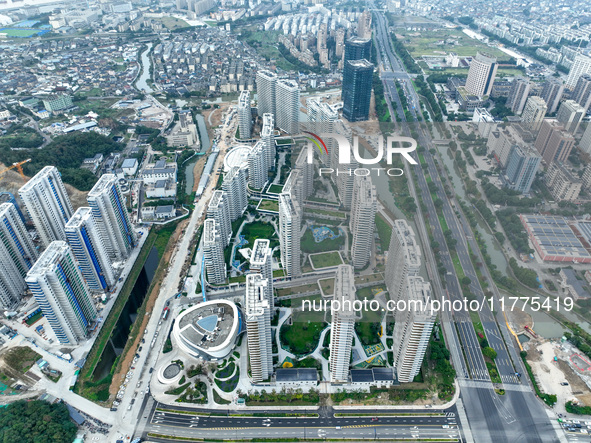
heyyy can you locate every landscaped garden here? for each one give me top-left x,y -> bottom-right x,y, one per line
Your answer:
309,251 -> 343,269
301,226 -> 345,254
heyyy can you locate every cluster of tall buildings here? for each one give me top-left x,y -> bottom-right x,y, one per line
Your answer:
256,70 -> 300,134
0,167 -> 137,344
384,220 -> 434,383
341,37 -> 374,122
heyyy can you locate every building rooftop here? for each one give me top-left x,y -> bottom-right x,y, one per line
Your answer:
224,145 -> 252,172
155,205 -> 174,214
276,368 -> 318,382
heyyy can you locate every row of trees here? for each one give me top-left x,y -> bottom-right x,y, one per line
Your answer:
414,75 -> 443,121
496,209 -> 533,254
509,257 -> 540,289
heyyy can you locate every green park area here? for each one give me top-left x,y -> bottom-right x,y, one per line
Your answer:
280,314 -> 327,357
375,214 -> 393,252
268,184 -> 284,194
241,221 -> 278,248
309,251 -> 343,269
159,16 -> 191,30
301,226 -> 345,254
257,199 -> 279,212
355,286 -> 387,346
0,28 -> 43,37
397,28 -> 509,61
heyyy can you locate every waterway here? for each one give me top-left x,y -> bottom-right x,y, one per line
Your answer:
136,43 -> 154,93
92,247 -> 159,381
183,113 -> 211,194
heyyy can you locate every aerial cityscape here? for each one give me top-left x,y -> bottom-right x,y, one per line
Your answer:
1,0 -> 591,442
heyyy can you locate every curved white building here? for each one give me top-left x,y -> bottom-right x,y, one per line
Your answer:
172,300 -> 243,359
223,145 -> 252,172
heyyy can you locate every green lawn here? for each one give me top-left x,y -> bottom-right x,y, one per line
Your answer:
159,16 -> 190,30
215,367 -> 240,392
268,184 -> 284,194
0,28 -> 42,37
257,199 -> 279,212
300,227 -> 345,254
356,285 -> 387,324
318,278 -> 335,296
241,221 -> 277,248
309,251 -> 343,269
280,320 -> 327,356
305,209 -> 346,219
276,284 -> 319,298
375,214 -> 393,252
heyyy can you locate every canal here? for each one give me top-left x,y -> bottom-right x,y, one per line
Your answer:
92,247 -> 160,380
182,113 -> 211,194
136,43 -> 154,93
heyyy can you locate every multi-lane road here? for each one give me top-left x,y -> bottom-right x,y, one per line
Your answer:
371,7 -> 562,442
139,400 -> 463,442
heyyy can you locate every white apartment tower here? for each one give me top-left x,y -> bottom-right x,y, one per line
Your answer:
87,174 -> 136,261
566,53 -> 591,90
580,123 -> 591,155
329,265 -> 357,383
250,239 -> 273,311
465,52 -> 498,97
571,74 -> 591,112
0,203 -> 38,308
557,100 -> 585,134
384,220 -> 421,304
237,90 -> 252,140
256,70 -> 277,117
203,219 -> 227,285
541,79 -> 565,114
245,273 -> 273,382
261,113 -> 276,170
247,141 -> 268,191
307,98 -> 338,167
278,193 -> 301,278
392,276 -> 436,383
350,175 -> 377,269
65,207 -> 116,293
276,79 -> 300,135
207,190 -> 232,247
18,166 -> 74,248
506,77 -> 531,115
521,96 -> 547,133
222,166 -> 248,221
26,241 -> 97,345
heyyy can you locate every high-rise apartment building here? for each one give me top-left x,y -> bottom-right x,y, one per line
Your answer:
357,10 -> 372,39
465,52 -> 498,97
256,70 -> 277,117
384,220 -> 421,304
87,174 -> 136,261
222,166 -> 248,221
545,162 -> 582,202
276,79 -> 300,134
540,78 -> 565,114
507,77 -> 531,114
502,145 -> 541,194
342,59 -> 373,122
392,276 -> 435,383
307,98 -> 338,166
65,207 -> 115,293
247,141 -> 268,191
580,123 -> 591,155
207,190 -> 232,247
344,37 -> 371,63
250,239 -> 273,311
350,175 -> 377,269
329,265 -> 357,383
571,73 -> 591,111
261,113 -> 276,170
556,100 -> 585,134
245,273 -> 273,383
203,219 -> 227,285
18,166 -> 74,248
237,90 -> 252,140
566,53 -> 591,90
521,96 -> 547,133
26,241 -> 97,344
534,119 -> 576,165
278,193 -> 301,278
0,203 -> 38,308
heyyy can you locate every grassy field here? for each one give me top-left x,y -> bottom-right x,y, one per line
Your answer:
276,283 -> 319,298
268,184 -> 284,194
0,28 -> 44,37
309,251 -> 343,269
238,28 -> 298,72
375,214 -> 393,252
257,199 -> 279,212
318,277 -> 335,296
241,221 -> 277,248
356,285 -> 387,324
3,347 -> 41,373
280,320 -> 327,356
159,17 -> 191,30
300,227 -> 345,254
304,208 -> 346,219
398,28 -> 509,61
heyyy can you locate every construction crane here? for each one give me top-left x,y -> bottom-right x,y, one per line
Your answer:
0,159 -> 31,180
